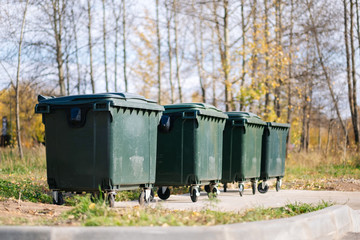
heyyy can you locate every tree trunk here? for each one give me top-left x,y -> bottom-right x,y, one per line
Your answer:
356,0 -> 360,58
166,1 -> 174,103
111,0 -> 120,92
263,0 -> 270,118
52,0 -> 65,96
213,0 -> 231,110
122,0 -> 128,92
318,108 -> 321,151
102,0 -> 109,92
344,0 -> 355,144
65,46 -> 70,96
15,0 -> 29,159
286,0 -> 294,156
156,0 -> 162,103
274,0 -> 282,118
305,82 -> 313,152
211,27 -> 217,107
350,0 -> 359,146
300,85 -> 308,151
71,9 -> 81,94
306,0 -> 348,138
239,0 -> 246,111
325,119 -> 334,157
194,3 -> 206,103
174,0 -> 182,102
87,0 -> 95,93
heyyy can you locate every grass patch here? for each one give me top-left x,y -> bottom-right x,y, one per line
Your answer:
284,151 -> 360,179
0,179 -> 51,203
281,151 -> 360,191
115,190 -> 140,202
0,147 -> 50,203
61,196 -> 333,226
0,147 -> 46,176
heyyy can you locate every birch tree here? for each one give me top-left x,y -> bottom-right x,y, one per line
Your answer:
15,0 -> 29,159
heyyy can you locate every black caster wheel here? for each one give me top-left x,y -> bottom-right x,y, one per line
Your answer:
190,187 -> 199,202
204,185 -> 210,193
258,182 -> 269,194
53,191 -> 64,205
212,186 -> 219,198
157,187 -> 170,200
251,181 -> 257,195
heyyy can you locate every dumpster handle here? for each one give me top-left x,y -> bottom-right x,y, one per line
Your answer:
35,104 -> 50,114
182,111 -> 198,119
93,102 -> 111,112
231,120 -> 245,127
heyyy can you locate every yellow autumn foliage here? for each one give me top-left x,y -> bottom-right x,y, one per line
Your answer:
0,83 -> 44,147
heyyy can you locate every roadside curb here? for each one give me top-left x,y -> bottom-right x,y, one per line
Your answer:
0,205 -> 358,240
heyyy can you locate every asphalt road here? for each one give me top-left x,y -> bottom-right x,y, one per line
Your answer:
115,189 -> 360,212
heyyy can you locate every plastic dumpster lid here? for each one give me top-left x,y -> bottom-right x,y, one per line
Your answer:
267,122 -> 291,128
38,92 -> 155,104
225,111 -> 266,125
164,103 -> 227,119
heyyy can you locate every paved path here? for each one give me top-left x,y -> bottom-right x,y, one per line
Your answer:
115,189 -> 360,212
1,190 -> 359,240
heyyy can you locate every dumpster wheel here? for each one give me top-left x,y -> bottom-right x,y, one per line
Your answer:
207,185 -> 220,199
107,193 -> 115,207
157,187 -> 170,200
251,181 -> 257,195
150,189 -> 155,201
257,182 -> 269,194
204,185 -> 210,193
52,191 -> 64,205
223,183 -> 227,192
239,183 -> 244,197
276,179 -> 282,192
138,189 -> 151,206
190,186 -> 200,202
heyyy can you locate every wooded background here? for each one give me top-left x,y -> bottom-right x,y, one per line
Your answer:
0,0 -> 359,158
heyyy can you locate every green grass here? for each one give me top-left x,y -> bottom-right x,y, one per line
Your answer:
61,196 -> 333,226
0,147 -> 51,203
285,164 -> 360,181
0,179 -> 51,203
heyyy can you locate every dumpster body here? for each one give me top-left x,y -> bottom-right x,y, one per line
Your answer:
155,103 -> 227,202
258,122 -> 290,193
35,93 -> 164,205
221,112 -> 266,196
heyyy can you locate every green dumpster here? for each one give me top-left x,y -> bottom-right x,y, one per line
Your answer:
155,103 -> 227,202
35,93 -> 164,206
222,112 -> 266,196
258,122 -> 290,194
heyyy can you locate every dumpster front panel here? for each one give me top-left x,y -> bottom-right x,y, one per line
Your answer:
261,124 -> 290,179
110,108 -> 160,187
45,107 -> 110,191
240,123 -> 263,180
156,104 -> 227,186
156,113 -> 196,186
221,120 -> 233,182
195,116 -> 223,183
222,112 -> 265,183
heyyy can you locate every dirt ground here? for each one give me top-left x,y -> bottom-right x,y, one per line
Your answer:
282,178 -> 360,191
0,199 -> 71,225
